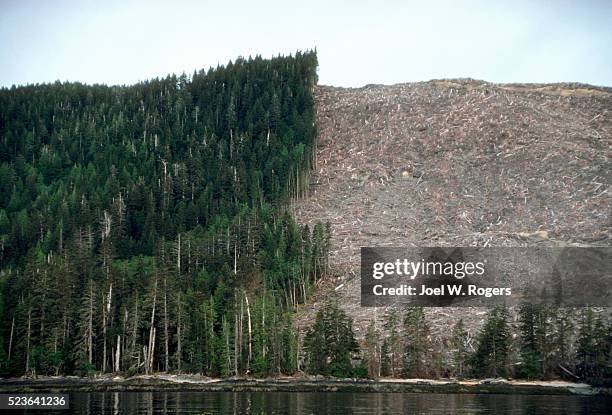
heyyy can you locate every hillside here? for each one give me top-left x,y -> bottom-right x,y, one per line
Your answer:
0,52 -> 324,378
1,57 -> 610,381
294,80 -> 611,338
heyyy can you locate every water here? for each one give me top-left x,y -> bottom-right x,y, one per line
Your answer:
32,391 -> 612,414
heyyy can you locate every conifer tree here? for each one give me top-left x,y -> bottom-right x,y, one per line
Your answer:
402,307 -> 430,378
471,305 -> 511,378
451,319 -> 469,379
364,319 -> 381,378
380,339 -> 391,377
575,308 -> 610,381
383,309 -> 402,377
304,298 -> 358,377
518,302 -> 541,379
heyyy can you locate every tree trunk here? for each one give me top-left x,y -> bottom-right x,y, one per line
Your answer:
102,283 -> 112,373
176,292 -> 182,372
224,316 -> 231,375
262,296 -> 266,358
296,332 -> 301,373
8,315 -> 14,360
176,233 -> 181,272
239,298 -> 243,371
147,277 -> 157,374
150,328 -> 156,373
234,242 -> 237,275
244,292 -> 252,369
131,300 -> 139,370
88,284 -> 93,365
25,308 -> 32,373
164,276 -> 169,372
115,335 -> 121,372
233,307 -> 238,376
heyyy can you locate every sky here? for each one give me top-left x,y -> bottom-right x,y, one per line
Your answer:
0,0 -> 610,88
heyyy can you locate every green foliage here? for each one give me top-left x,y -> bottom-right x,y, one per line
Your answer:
575,308 -> 611,383
304,298 -> 359,377
519,349 -> 541,379
0,51 -> 322,378
517,302 -> 553,379
78,360 -> 96,377
383,309 -> 402,377
0,276 -> 8,375
380,339 -> 391,377
0,51 -> 318,265
451,319 -> 469,379
402,307 -> 430,378
251,355 -> 268,378
352,363 -> 368,379
363,320 -> 381,378
31,345 -> 64,376
471,305 -> 511,378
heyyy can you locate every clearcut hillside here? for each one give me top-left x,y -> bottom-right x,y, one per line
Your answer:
294,80 -> 611,338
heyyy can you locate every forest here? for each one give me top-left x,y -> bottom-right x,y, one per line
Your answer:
0,51 -> 609,385
306,300 -> 611,385
0,51 -> 329,377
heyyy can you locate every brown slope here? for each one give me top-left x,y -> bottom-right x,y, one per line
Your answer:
293,80 -> 611,339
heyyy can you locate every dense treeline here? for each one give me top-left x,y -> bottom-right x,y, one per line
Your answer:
0,52 -> 328,377
305,301 -> 611,384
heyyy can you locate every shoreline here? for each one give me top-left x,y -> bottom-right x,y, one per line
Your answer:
0,375 -> 608,396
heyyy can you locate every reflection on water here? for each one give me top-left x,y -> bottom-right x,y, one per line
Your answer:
48,391 -> 611,414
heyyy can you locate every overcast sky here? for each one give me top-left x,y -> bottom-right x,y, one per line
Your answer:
1,0 -> 610,88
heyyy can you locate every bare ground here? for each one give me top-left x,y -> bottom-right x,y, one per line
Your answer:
293,80 -> 611,340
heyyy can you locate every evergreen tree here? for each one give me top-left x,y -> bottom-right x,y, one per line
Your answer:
364,319 -> 381,378
304,298 -> 358,377
518,302 -> 541,379
451,319 -> 469,379
575,308 -> 610,381
380,338 -> 391,377
383,309 -> 402,377
402,307 -> 430,378
471,305 -> 511,378
552,307 -> 574,373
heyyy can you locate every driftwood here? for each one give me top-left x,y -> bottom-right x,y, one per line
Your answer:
558,364 -> 580,380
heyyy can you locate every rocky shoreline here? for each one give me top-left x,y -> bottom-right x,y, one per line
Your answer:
0,375 -> 608,396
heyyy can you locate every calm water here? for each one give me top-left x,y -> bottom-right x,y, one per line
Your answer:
25,391 -> 612,414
